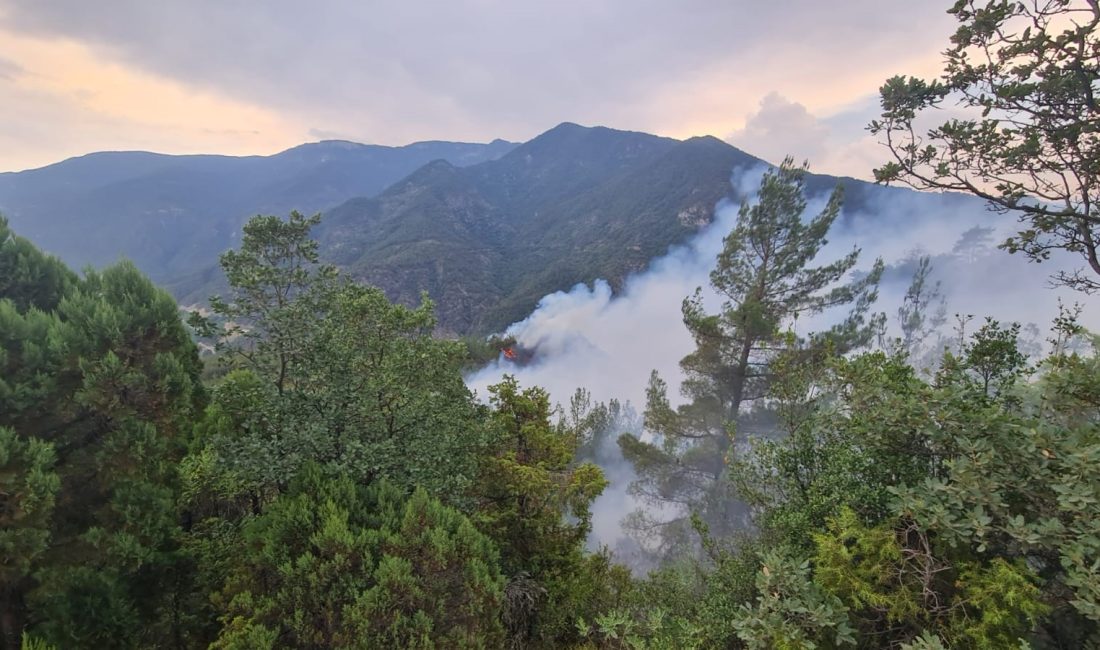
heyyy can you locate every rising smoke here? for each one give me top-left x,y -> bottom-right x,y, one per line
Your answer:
466,164 -> 1100,552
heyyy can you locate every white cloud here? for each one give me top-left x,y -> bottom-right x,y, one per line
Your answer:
0,1 -> 960,170
727,92 -> 830,166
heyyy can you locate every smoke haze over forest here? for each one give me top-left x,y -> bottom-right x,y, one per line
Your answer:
468,165 -> 1100,551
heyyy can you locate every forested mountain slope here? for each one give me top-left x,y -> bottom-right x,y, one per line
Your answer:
314,123 -> 763,333
1,122 -> 975,336
0,138 -> 517,281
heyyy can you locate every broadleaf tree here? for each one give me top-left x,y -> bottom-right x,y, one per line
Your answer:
189,212 -> 489,505
871,0 -> 1100,291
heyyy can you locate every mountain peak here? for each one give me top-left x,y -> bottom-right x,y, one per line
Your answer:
308,139 -> 369,149
509,123 -> 677,160
274,140 -> 374,158
546,121 -> 586,133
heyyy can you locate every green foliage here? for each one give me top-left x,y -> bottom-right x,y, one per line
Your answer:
732,550 -> 857,649
0,220 -> 204,647
6,123 -> 1100,649
813,510 -> 1046,648
474,376 -> 610,647
952,559 -> 1049,649
622,158 -> 883,551
212,464 -> 505,649
813,511 -> 921,628
871,0 -> 1100,291
185,214 -> 631,649
884,255 -> 947,365
0,215 -> 75,314
733,351 -> 935,550
192,213 -> 489,506
899,631 -> 949,650
18,634 -> 55,650
586,606 -> 704,650
726,316 -> 1097,646
0,428 -> 59,650
938,317 -> 1030,400
560,387 -> 639,466
895,337 -> 1100,627
196,211 -> 334,392
575,544 -> 760,650
0,428 -> 59,588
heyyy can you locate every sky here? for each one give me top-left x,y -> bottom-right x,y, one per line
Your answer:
0,1 -> 957,174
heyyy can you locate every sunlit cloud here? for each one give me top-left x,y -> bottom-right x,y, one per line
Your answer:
0,1 -> 958,174
0,27 -> 302,171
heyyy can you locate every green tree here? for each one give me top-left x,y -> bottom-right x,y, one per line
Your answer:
871,0 -> 1100,291
813,509 -> 1046,648
560,387 -> 640,468
0,215 -> 75,314
0,429 -> 59,650
199,210 -> 334,395
473,377 -> 609,647
731,550 -> 857,650
952,226 -> 995,265
731,320 -> 1098,646
733,351 -> 939,551
184,212 -> 499,646
26,265 -> 203,649
895,335 -> 1100,641
620,158 -> 883,547
191,213 -> 489,504
938,317 -> 1029,400
888,255 -> 947,364
0,225 -> 204,649
211,464 -> 505,649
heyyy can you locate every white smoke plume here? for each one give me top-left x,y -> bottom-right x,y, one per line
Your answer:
466,165 -> 1100,551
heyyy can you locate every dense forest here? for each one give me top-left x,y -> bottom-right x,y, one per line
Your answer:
2,1 -> 1098,648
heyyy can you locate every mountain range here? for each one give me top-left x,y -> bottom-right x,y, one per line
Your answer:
0,138 -> 517,283
0,123 -> 964,335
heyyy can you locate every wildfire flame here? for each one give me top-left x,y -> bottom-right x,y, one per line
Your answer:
502,347 -> 517,360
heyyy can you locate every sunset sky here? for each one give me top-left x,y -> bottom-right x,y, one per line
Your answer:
0,1 -> 956,176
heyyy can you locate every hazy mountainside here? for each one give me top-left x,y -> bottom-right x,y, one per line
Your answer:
0,138 -> 517,281
1,121 -> 979,337
308,123 -> 952,335
313,123 -> 764,333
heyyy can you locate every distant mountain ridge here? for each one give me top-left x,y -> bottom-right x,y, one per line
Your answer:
0,123 -> 976,336
0,138 -> 518,281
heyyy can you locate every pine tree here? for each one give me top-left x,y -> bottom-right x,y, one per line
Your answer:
0,223 -> 204,648
472,377 -> 609,646
888,255 -> 947,366
621,158 -> 883,547
0,216 -> 75,314
210,464 -> 506,649
951,226 -> 994,265
0,429 -> 59,650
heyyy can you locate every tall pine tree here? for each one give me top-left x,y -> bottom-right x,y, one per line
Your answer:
621,159 -> 883,548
